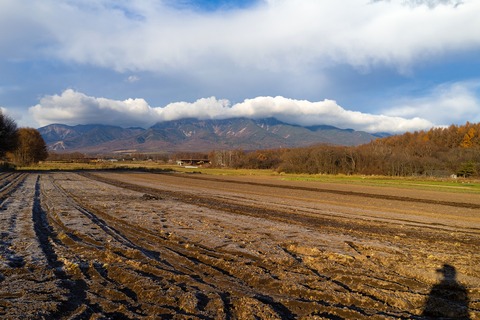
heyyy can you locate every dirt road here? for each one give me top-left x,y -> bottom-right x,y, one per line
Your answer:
1,171 -> 479,319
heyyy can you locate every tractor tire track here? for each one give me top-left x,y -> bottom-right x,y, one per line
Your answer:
0,173 -> 27,204
167,173 -> 480,209
47,173 -> 298,319
83,172 -> 480,244
1,174 -> 66,319
2,172 -> 479,319
81,171 -> 480,318
74,173 -> 427,318
31,175 -> 93,319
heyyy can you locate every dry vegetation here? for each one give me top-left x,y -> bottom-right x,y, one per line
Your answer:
208,122 -> 480,178
1,170 -> 479,319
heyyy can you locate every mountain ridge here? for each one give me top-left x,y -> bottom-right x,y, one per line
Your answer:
38,118 -> 386,154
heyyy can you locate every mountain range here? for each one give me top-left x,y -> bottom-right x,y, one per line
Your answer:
38,118 -> 388,154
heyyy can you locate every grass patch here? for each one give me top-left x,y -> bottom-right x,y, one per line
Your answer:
281,174 -> 480,194
169,166 -> 480,194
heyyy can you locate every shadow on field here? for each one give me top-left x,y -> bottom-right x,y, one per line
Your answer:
423,264 -> 470,319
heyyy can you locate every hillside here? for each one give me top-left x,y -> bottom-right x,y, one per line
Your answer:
40,124 -> 145,152
38,118 -> 383,154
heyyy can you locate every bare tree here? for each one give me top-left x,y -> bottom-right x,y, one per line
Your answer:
0,111 -> 18,159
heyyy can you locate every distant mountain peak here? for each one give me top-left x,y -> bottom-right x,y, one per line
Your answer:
39,118 -> 384,154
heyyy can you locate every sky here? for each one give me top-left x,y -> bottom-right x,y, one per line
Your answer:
1,0 -> 480,133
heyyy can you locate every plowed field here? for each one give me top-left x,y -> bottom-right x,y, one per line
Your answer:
1,171 -> 479,319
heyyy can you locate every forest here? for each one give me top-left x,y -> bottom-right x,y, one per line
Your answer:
207,122 -> 480,177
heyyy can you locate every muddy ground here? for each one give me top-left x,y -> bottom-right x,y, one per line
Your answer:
0,171 -> 479,319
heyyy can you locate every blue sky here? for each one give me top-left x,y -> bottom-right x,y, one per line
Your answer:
1,0 -> 480,133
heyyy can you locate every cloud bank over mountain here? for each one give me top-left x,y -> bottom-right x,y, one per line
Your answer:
30,89 -> 435,133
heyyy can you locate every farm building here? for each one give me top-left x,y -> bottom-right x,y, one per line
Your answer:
176,159 -> 211,166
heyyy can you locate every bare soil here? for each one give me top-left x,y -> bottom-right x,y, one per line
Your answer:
1,171 -> 479,319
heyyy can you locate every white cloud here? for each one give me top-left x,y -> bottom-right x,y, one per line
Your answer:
30,89 -> 434,133
126,75 -> 140,83
398,0 -> 463,8
29,89 -> 157,128
383,81 -> 480,125
2,0 -> 479,73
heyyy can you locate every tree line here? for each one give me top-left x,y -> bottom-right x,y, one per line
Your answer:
0,111 -> 48,167
2,109 -> 478,177
207,122 -> 480,177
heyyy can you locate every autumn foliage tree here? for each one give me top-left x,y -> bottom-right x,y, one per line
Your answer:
212,122 -> 480,178
11,128 -> 48,166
